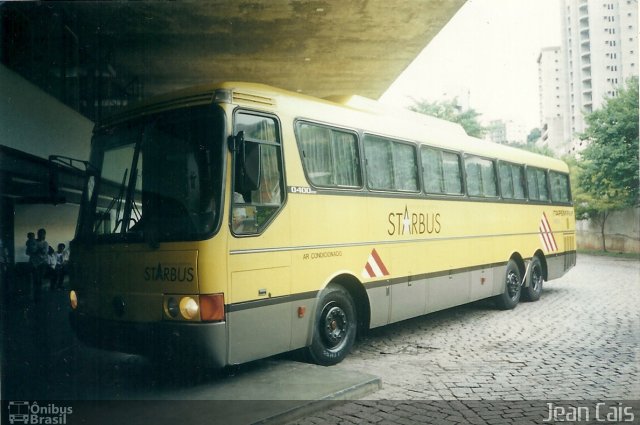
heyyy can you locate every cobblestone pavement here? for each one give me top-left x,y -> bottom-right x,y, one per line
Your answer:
288,254 -> 640,424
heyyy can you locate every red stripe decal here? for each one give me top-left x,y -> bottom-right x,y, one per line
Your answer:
364,263 -> 375,278
370,249 -> 389,276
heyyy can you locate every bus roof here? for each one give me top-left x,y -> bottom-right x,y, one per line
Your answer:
102,81 -> 569,173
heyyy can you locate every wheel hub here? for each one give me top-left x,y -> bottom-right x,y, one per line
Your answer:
323,305 -> 347,347
507,271 -> 520,298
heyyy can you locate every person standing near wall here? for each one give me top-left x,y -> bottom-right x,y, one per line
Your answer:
30,228 -> 48,302
25,232 -> 36,298
53,243 -> 69,290
0,237 -> 8,295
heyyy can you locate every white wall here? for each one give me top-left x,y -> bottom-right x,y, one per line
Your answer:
1,64 -> 94,261
0,64 -> 93,160
577,207 -> 640,253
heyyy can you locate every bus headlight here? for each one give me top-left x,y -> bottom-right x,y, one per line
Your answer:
179,297 -> 199,320
69,290 -> 78,310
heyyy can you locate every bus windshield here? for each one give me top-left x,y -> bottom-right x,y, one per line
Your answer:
78,104 -> 226,243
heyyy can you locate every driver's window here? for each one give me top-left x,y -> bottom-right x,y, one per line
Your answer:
232,112 -> 285,235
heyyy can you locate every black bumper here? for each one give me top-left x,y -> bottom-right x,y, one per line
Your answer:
69,311 -> 228,367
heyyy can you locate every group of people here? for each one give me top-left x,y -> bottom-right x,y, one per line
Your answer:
26,228 -> 69,301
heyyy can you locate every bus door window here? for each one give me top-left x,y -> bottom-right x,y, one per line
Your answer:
232,112 -> 285,235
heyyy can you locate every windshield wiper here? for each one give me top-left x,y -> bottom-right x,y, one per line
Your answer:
93,168 -> 128,234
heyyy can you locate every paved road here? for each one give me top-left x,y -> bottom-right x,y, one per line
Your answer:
288,254 -> 640,424
2,254 -> 638,424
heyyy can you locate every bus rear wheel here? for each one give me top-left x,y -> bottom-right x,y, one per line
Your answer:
494,259 -> 522,310
522,257 -> 543,302
306,284 -> 356,366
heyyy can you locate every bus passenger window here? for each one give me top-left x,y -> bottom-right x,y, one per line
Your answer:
499,163 -> 526,200
527,167 -> 549,202
442,151 -> 463,195
421,147 -> 463,195
297,123 -> 361,188
465,156 -> 498,197
421,147 -> 444,193
512,166 -> 526,199
550,171 -> 571,203
364,135 -> 418,192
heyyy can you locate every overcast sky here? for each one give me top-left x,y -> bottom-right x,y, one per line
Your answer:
380,0 -> 562,131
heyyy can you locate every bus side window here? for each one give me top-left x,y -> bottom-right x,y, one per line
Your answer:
550,171 -> 571,203
232,113 -> 285,235
421,146 -> 444,194
465,155 -> 498,197
442,151 -> 463,195
526,167 -> 549,202
499,162 -> 526,200
422,147 -> 464,196
297,122 -> 362,188
364,134 -> 418,192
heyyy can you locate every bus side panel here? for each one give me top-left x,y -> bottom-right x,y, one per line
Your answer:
426,272 -> 470,314
470,267 -> 497,301
368,285 -> 390,328
290,297 -> 316,349
546,251 -> 576,281
227,303 -> 291,365
390,277 -> 427,323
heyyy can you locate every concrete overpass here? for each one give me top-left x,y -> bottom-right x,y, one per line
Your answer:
0,1 -> 465,262
1,1 -> 464,118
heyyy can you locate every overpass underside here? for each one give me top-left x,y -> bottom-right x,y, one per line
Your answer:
0,1 -> 465,261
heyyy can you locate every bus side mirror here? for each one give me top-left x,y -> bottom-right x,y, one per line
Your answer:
232,131 -> 261,193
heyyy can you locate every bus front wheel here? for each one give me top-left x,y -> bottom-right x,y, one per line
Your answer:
306,284 -> 356,366
494,259 -> 522,310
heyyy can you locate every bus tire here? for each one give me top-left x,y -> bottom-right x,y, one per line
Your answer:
306,284 -> 357,366
494,259 -> 522,310
522,257 -> 543,302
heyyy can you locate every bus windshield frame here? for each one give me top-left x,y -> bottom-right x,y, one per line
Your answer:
77,103 -> 227,244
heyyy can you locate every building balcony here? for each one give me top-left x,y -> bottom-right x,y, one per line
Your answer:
579,16 -> 589,28
579,1 -> 588,13
580,30 -> 590,41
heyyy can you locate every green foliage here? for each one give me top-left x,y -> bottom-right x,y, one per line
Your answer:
579,76 -> 639,211
410,99 -> 487,138
527,128 -> 541,144
574,76 -> 639,251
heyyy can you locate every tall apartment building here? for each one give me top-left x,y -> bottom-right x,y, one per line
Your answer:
538,0 -> 639,154
560,0 -> 638,154
486,120 -> 527,145
537,47 -> 568,154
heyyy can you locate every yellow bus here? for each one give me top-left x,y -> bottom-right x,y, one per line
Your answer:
69,82 -> 576,367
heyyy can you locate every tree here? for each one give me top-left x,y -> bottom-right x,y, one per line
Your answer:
527,128 -> 541,144
410,99 -> 486,138
577,76 -> 639,251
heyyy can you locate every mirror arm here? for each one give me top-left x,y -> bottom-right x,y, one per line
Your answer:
228,131 -> 244,152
